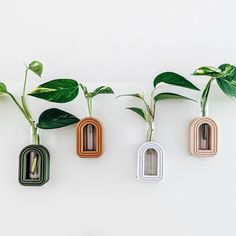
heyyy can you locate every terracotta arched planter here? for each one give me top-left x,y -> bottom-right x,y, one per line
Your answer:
19,145 -> 50,186
190,117 -> 218,157
76,117 -> 103,158
137,142 -> 164,182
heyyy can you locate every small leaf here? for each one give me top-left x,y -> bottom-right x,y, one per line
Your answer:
154,92 -> 196,103
29,79 -> 79,103
79,83 -> 88,95
0,82 -> 8,95
126,107 -> 146,121
192,66 -> 221,77
116,93 -> 144,100
37,108 -> 79,129
153,72 -> 199,90
92,86 -> 114,97
28,61 -> 43,77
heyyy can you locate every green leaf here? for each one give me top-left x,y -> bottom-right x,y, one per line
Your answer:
79,83 -> 88,95
126,107 -> 146,121
192,66 -> 221,77
154,92 -> 196,103
28,61 -> 43,77
216,64 -> 236,99
153,72 -> 199,90
0,82 -> 8,95
92,86 -> 114,97
28,79 -> 79,103
37,108 -> 79,129
116,93 -> 144,100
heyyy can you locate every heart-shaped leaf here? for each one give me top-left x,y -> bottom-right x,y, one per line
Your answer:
153,72 -> 200,91
116,93 -> 144,100
28,61 -> 43,77
192,66 -> 222,77
126,107 -> 146,121
0,82 -> 7,95
154,92 -> 196,103
37,108 -> 79,129
29,79 -> 79,103
92,86 -> 114,97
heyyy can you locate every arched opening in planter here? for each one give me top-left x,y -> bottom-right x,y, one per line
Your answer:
137,142 -> 164,182
19,145 -> 50,186
190,117 -> 217,157
76,118 -> 103,158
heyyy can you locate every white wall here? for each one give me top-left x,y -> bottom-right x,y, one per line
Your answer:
0,0 -> 236,235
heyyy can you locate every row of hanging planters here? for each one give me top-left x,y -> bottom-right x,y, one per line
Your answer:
0,61 -> 236,186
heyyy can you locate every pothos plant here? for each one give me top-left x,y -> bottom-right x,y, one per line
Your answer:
192,64 -> 236,117
28,81 -> 114,129
0,61 -> 80,142
117,72 -> 200,142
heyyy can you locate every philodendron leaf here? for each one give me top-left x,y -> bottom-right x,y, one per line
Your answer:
0,82 -> 7,95
154,92 -> 196,103
126,107 -> 146,121
92,86 -> 114,97
153,72 -> 200,91
116,93 -> 144,100
216,64 -> 236,99
29,79 -> 79,103
192,66 -> 221,77
37,108 -> 79,129
28,61 -> 43,77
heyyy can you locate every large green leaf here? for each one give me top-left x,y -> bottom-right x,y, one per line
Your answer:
192,66 -> 222,77
92,86 -> 114,97
153,72 -> 199,90
154,92 -> 196,103
37,108 -> 79,129
0,82 -> 7,95
116,93 -> 144,100
126,107 -> 146,121
28,79 -> 79,103
216,64 -> 236,99
28,61 -> 43,77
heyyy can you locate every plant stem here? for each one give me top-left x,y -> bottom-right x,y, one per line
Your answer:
201,78 -> 214,117
86,96 -> 93,117
146,121 -> 154,142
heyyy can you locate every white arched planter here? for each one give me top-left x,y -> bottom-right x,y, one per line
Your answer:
137,142 -> 164,182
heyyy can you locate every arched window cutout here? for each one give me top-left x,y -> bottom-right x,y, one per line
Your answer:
144,148 -> 158,176
198,123 -> 211,151
83,124 -> 97,151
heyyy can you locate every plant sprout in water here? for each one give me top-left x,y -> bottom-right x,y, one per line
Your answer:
79,84 -> 114,117
0,61 -> 43,145
192,64 -> 236,149
117,72 -> 200,142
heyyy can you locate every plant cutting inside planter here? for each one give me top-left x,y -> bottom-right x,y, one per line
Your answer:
117,72 -> 199,182
29,82 -> 114,158
0,61 -> 79,186
190,64 -> 236,157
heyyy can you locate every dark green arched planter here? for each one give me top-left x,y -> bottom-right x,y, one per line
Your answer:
19,145 -> 50,186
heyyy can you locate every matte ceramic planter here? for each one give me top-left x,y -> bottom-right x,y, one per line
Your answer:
76,117 -> 103,158
19,145 -> 50,186
137,142 -> 164,182
190,117 -> 218,157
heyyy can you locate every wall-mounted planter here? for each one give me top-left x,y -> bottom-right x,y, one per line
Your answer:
190,117 -> 218,157
137,142 -> 164,182
76,117 -> 103,158
19,145 -> 50,186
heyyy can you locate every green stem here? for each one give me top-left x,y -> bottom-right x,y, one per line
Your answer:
86,96 -> 93,117
146,121 -> 154,142
201,78 -> 214,117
